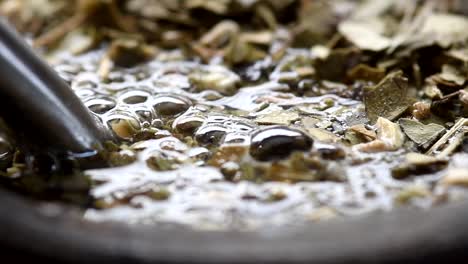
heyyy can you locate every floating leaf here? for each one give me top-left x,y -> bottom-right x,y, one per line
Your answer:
147,187 -> 171,200
306,128 -> 340,143
108,118 -> 141,140
189,67 -> 240,95
255,111 -> 300,125
146,154 -> 180,171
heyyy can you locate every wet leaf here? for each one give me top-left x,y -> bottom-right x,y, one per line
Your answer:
399,118 -> 445,147
420,14 -> 468,48
199,20 -> 239,48
446,47 -> 468,62
306,128 -> 340,143
395,185 -> 430,204
147,187 -> 171,200
108,118 -> 140,140
99,38 -> 157,78
224,35 -> 267,65
364,71 -> 412,123
189,67 -> 240,95
441,168 -> 468,187
293,0 -> 339,47
433,64 -> 466,86
392,153 -> 447,179
348,124 -> 376,141
53,27 -> 99,55
146,154 -> 180,171
315,48 -> 361,82
356,117 -> 404,152
411,101 -> 432,120
423,84 -> 443,100
338,20 -> 391,51
306,207 -> 336,222
346,64 -> 386,83
375,117 -> 405,149
255,110 -> 299,125
344,130 -> 367,145
106,39 -> 157,68
108,150 -> 136,166
186,0 -> 230,14
208,145 -> 248,168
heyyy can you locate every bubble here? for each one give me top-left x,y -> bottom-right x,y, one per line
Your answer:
200,90 -> 223,101
250,126 -> 313,161
153,73 -> 191,90
106,113 -> 141,140
105,72 -> 126,83
188,147 -> 211,161
75,88 -> 96,99
172,115 -> 205,135
55,63 -> 81,84
223,133 -> 251,145
152,94 -> 191,117
85,97 -> 116,114
151,119 -> 164,128
207,115 -> 229,123
194,125 -> 228,146
134,110 -> 154,123
232,122 -> 255,132
72,72 -> 99,90
119,90 -> 150,104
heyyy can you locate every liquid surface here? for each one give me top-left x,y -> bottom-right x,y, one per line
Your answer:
48,49 -> 468,230
4,0 -> 468,231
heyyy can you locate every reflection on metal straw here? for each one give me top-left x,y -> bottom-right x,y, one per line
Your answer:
0,19 -> 110,157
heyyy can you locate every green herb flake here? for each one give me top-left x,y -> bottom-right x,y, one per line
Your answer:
364,71 -> 412,123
